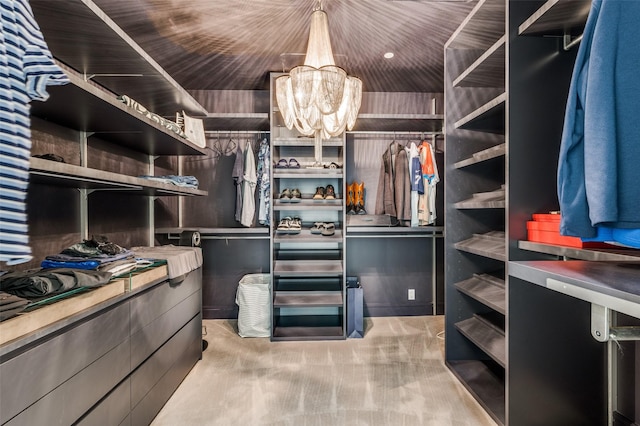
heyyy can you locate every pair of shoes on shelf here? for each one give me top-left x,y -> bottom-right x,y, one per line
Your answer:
276,216 -> 301,234
279,188 -> 301,203
347,182 -> 366,215
313,184 -> 336,200
310,222 -> 336,236
274,158 -> 301,169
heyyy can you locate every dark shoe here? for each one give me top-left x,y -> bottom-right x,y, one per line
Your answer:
325,184 -> 336,200
275,159 -> 289,169
288,158 -> 301,169
323,162 -> 342,169
313,186 -> 325,200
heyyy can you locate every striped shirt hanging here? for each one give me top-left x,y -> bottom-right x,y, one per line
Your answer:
0,0 -> 69,265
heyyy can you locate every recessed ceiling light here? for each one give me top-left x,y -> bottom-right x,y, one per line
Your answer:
384,52 -> 394,59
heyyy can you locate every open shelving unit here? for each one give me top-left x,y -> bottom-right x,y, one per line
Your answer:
269,73 -> 346,341
444,0 -> 507,423
26,0 -> 210,255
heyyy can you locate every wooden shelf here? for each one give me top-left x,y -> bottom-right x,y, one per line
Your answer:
155,227 -> 269,236
455,93 -> 506,133
273,260 -> 343,277
455,315 -> 506,367
273,291 -> 343,308
447,360 -> 505,425
30,0 -> 206,117
272,326 -> 345,341
273,138 -> 343,147
203,113 -> 269,131
273,230 -> 343,243
273,169 -> 343,179
446,0 -> 505,50
30,158 -> 207,196
518,0 -> 591,37
350,113 -> 443,132
273,199 -> 343,211
346,224 -> 443,236
455,231 -> 506,262
272,315 -> 345,341
455,274 -> 506,314
31,66 -> 207,156
518,240 -> 640,262
453,36 -> 506,88
454,143 -> 506,169
454,186 -> 505,209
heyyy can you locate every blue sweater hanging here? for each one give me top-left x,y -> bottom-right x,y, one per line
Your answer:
558,0 -> 640,247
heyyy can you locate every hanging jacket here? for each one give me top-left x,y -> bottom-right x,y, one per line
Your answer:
418,141 -> 440,226
375,142 -> 411,225
558,0 -> 640,243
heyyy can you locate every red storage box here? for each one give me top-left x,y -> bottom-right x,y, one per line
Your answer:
526,213 -> 610,248
531,213 -> 561,223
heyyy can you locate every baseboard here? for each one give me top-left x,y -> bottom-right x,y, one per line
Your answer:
203,306 -> 238,319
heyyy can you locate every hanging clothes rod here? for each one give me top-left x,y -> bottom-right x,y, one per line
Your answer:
563,33 -> 583,51
347,131 -> 444,139
204,130 -> 270,135
347,131 -> 441,135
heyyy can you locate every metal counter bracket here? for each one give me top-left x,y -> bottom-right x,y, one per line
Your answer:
591,304 -> 640,343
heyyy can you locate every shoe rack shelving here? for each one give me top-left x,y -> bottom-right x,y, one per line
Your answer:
445,1 -> 596,424
444,0 -> 507,423
269,73 -> 346,341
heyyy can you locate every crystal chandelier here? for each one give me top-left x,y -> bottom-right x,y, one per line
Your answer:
276,1 -> 362,150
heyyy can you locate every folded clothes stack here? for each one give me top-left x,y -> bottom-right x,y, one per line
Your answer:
41,235 -> 140,276
0,268 -> 113,298
118,94 -> 187,139
137,174 -> 199,189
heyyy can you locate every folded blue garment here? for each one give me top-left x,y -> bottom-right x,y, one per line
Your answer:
41,259 -> 101,270
582,226 -> 640,248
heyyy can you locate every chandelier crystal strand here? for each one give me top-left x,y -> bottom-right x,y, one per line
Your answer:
276,1 -> 362,158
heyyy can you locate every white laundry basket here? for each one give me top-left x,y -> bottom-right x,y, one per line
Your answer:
235,274 -> 271,337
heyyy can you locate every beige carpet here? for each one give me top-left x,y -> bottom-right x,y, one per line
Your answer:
151,316 -> 497,426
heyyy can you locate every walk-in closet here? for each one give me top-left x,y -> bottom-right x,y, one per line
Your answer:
1,0 -> 638,425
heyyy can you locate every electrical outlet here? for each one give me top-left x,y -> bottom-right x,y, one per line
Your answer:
408,289 -> 415,300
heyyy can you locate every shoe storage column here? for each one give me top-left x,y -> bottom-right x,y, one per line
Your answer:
269,73 -> 346,341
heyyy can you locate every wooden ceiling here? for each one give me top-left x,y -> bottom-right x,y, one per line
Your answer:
91,0 -> 478,93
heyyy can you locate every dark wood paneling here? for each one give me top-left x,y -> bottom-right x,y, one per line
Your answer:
200,238 -> 270,319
